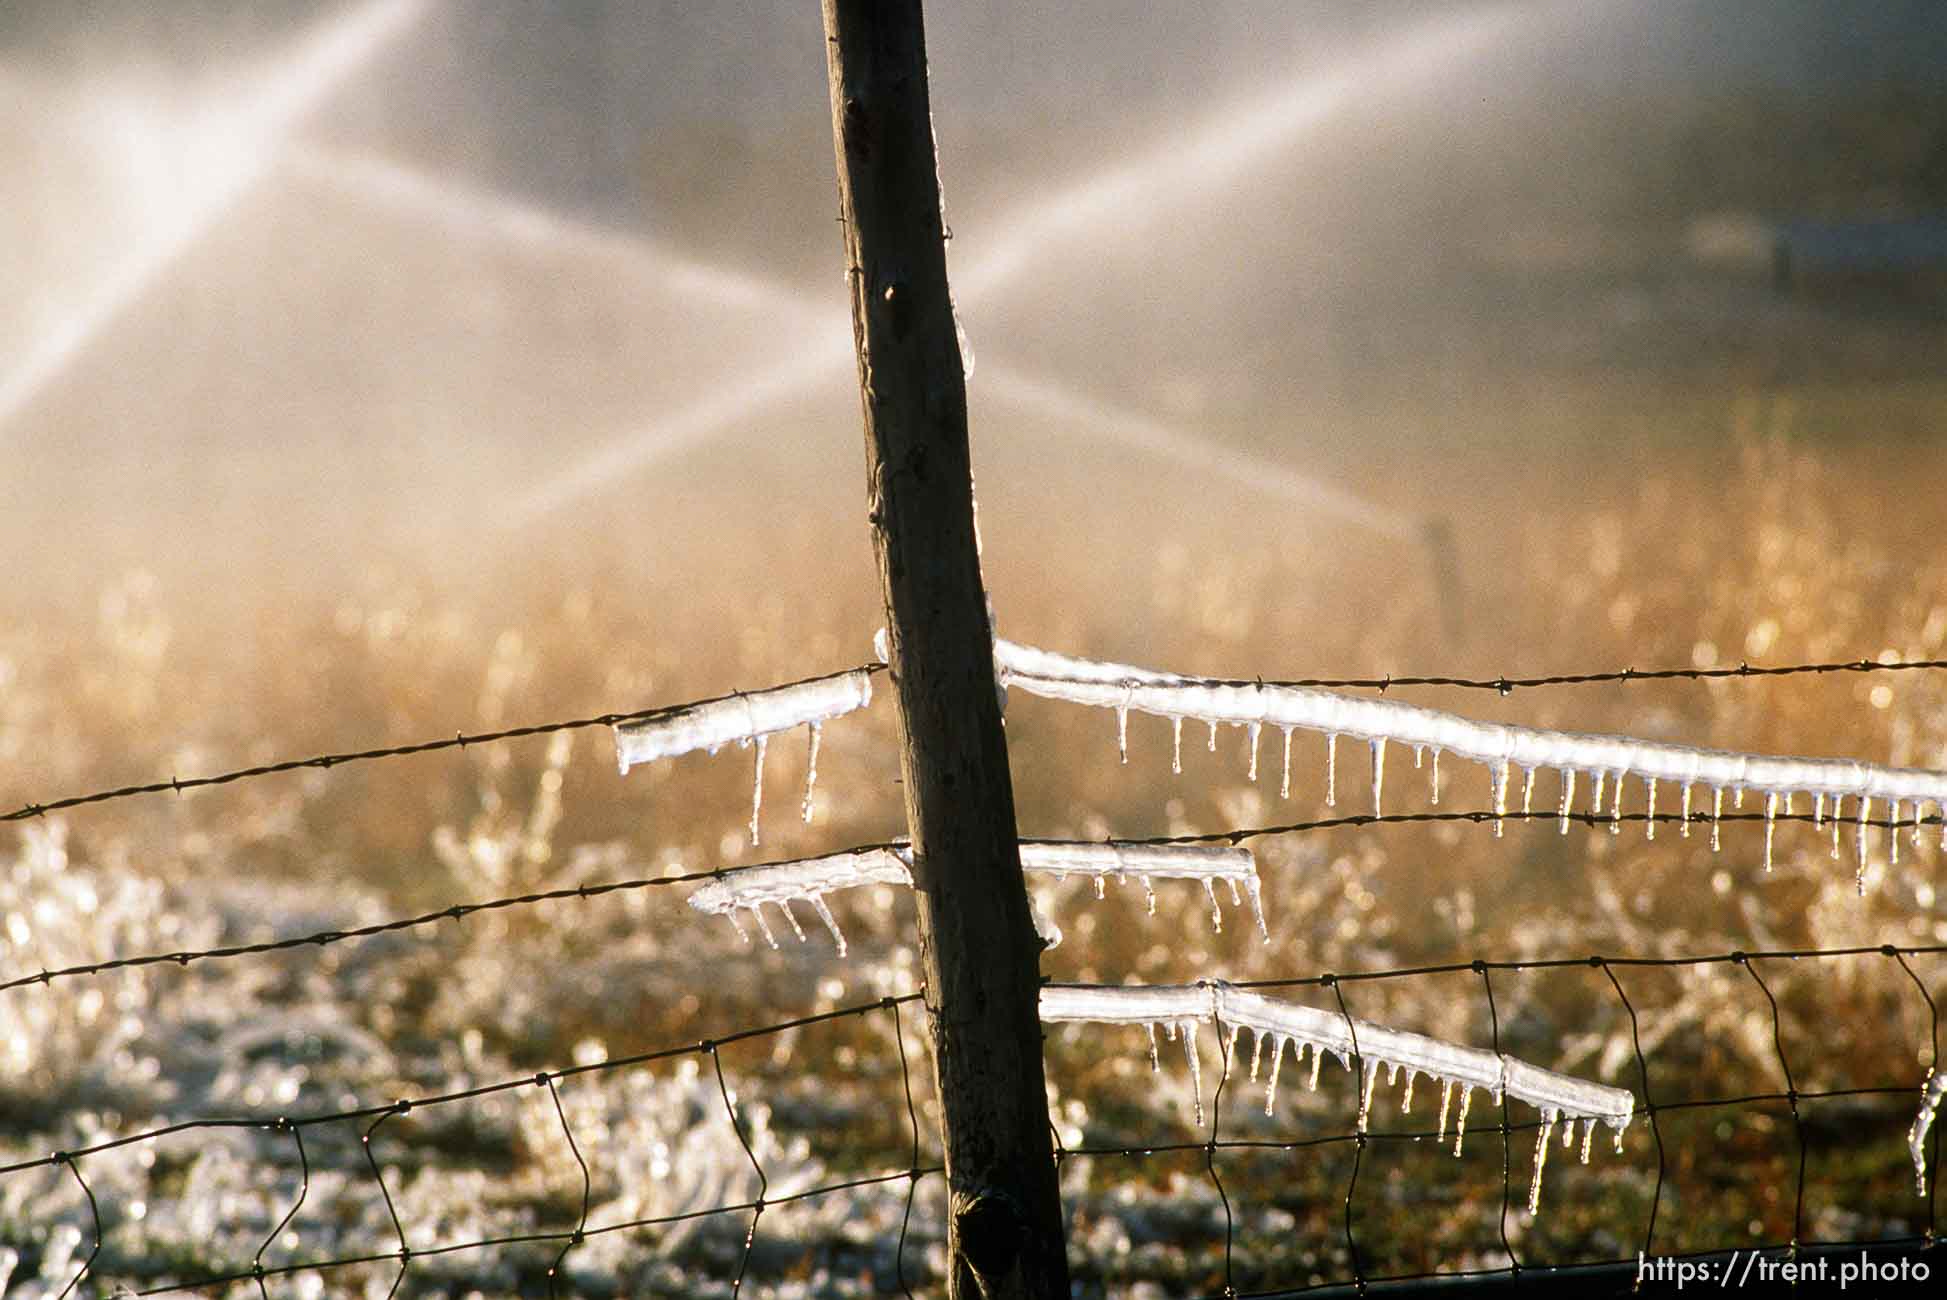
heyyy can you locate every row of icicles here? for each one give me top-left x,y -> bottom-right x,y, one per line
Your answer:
1145,717 -> 1938,888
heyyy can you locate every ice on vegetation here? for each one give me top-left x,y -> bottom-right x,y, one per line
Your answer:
996,640 -> 1947,879
686,840 -> 1267,956
1912,1070 -> 1947,1196
612,669 -> 872,843
1042,980 -> 1633,1213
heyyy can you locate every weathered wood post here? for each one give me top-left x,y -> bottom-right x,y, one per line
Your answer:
821,3 -> 1070,1296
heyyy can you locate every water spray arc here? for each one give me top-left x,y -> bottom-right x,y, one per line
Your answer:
496,0 -> 1549,528
0,0 -> 430,442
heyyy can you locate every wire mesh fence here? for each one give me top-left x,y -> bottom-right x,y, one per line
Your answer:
4,656 -> 1946,1295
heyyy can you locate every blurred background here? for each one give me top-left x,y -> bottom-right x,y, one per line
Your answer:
3,1 -> 1947,1293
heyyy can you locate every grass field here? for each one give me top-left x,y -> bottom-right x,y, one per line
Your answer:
5,371 -> 1947,1294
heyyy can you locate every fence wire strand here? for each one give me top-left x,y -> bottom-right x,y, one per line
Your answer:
0,662 -> 887,825
8,934 -> 1942,1294
7,994 -> 932,1297
6,643 -> 1947,1292
8,648 -> 1943,828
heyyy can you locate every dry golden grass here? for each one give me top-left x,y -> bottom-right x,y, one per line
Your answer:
5,406 -> 1945,1284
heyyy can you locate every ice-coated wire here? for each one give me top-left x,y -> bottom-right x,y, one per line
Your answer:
10,650 -> 1939,827
612,668 -> 872,772
3,663 -> 886,824
997,640 -> 1947,815
1892,949 -> 1942,1212
9,947 -> 1942,1295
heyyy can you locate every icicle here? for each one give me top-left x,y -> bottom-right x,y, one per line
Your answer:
1370,737 -> 1387,814
1911,1070 -> 1947,1196
994,641 -> 1947,829
1147,1023 -> 1161,1073
1734,787 -> 1746,810
1832,794 -> 1845,861
1912,799 -> 1927,849
1891,799 -> 1903,866
1144,879 -> 1158,915
1579,1117 -> 1595,1164
1280,726 -> 1294,799
1646,777 -> 1658,841
1453,1086 -> 1473,1155
801,722 -> 822,823
1814,792 -> 1826,826
1763,791 -> 1778,872
1207,719 -> 1218,753
1491,759 -> 1510,838
1521,766 -> 1536,815
1402,1069 -> 1418,1112
1094,875 -> 1106,900
1856,796 -> 1872,892
724,910 -> 751,945
778,897 -> 808,944
748,734 -> 768,845
1249,1029 -> 1266,1081
1710,787 -> 1723,852
1609,771 -> 1624,835
1590,770 -> 1607,816
807,894 -> 848,957
1202,879 -> 1224,933
1529,1113 -> 1555,1215
1183,1022 -> 1204,1125
1431,748 -> 1443,804
1681,782 -> 1694,838
1039,983 -> 1635,1160
1264,1037 -> 1285,1115
1415,744 -> 1425,769
1246,721 -> 1262,781
1558,769 -> 1577,834
1116,687 -> 1131,765
752,904 -> 780,950
1172,717 -> 1184,775
1326,734 -> 1339,806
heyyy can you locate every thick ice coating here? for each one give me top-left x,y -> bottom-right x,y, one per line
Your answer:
686,840 -> 1268,954
996,640 -> 1947,856
1041,980 -> 1635,1213
1912,1070 -> 1947,1196
613,669 -> 873,774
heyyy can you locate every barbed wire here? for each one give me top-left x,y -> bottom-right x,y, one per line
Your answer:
11,803 -> 1940,998
0,841 -> 907,995
7,938 -> 1940,1295
8,647 -> 1944,829
0,662 -> 886,825
1145,654 -> 1947,697
1040,943 -> 1945,1298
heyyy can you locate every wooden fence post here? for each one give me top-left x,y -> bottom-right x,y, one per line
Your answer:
821,3 -> 1071,1296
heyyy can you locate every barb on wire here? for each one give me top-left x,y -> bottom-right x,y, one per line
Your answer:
1119,654 -> 1947,696
0,842 -> 902,995
12,804 -> 1933,1001
11,641 -> 1940,830
1,663 -> 885,825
